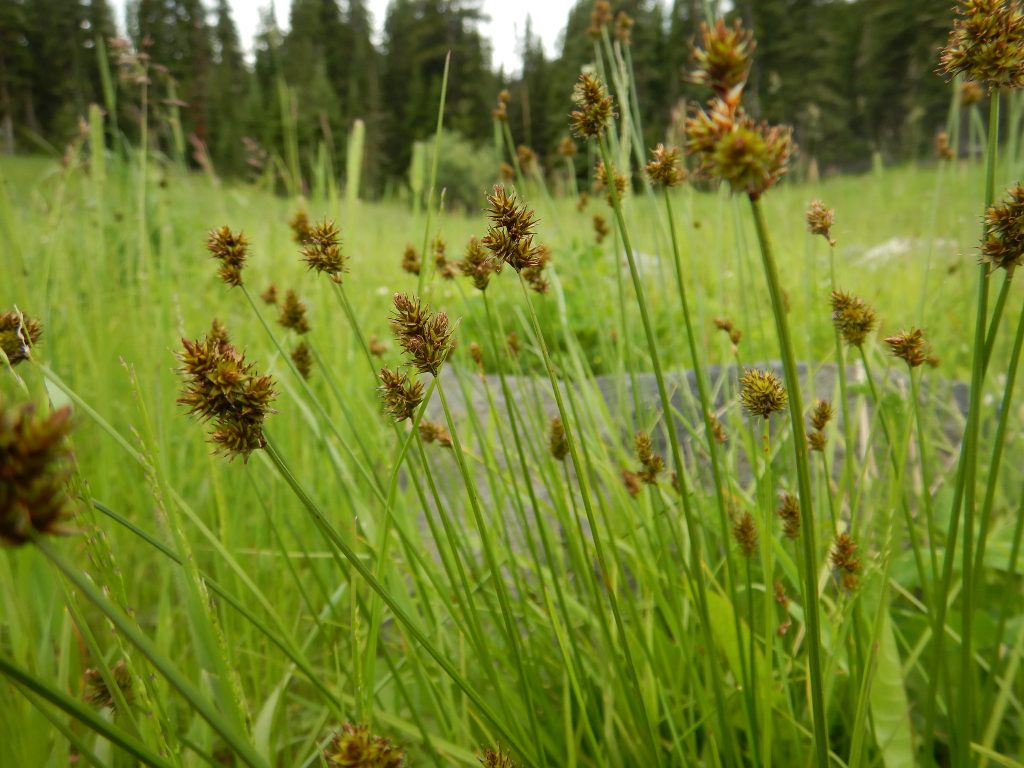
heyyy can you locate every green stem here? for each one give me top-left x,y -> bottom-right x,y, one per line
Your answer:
749,196 -> 830,766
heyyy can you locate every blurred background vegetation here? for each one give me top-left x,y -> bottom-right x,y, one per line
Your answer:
0,0 -> 966,199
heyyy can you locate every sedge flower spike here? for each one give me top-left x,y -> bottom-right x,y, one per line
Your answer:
389,293 -> 455,375
982,183 -> 1024,276
939,0 -> 1024,91
323,723 -> 406,767
301,219 -> 346,281
206,226 -> 249,287
739,368 -> 788,419
0,310 -> 43,366
689,18 -> 756,97
569,73 -> 615,139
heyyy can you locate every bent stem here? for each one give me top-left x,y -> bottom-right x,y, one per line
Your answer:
749,195 -> 830,766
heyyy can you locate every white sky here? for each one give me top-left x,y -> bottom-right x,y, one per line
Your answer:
109,0 -> 573,74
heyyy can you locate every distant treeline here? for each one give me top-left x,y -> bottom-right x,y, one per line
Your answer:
0,0 -> 960,196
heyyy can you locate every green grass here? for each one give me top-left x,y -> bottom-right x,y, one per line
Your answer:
1,123 -> 1022,768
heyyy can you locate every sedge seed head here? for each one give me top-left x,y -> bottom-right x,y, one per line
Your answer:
278,290 -> 311,335
830,532 -> 862,591
458,236 -> 500,291
806,199 -> 836,246
810,399 -> 834,431
324,723 -> 405,768
401,244 -> 421,275
884,327 -> 929,367
732,511 -> 758,557
389,293 -> 455,375
594,160 -> 628,205
369,335 -> 388,358
587,0 -> 612,39
84,660 -> 132,711
982,183 -> 1024,276
645,144 -> 686,187
377,368 -> 424,422
621,468 -> 642,498
482,186 -> 544,271
481,746 -> 520,768
634,430 -> 664,484
935,131 -> 955,161
206,226 -> 249,287
558,136 -> 578,157
593,213 -> 609,243
548,417 -> 569,461
776,492 -> 800,539
301,219 -> 346,281
418,420 -> 452,448
939,0 -> 1024,91
289,209 -> 311,244
291,341 -> 313,379
0,311 -> 43,366
739,368 -> 788,419
830,290 -> 877,347
689,18 -> 756,98
614,10 -> 634,44
0,399 -> 76,546
260,284 -> 279,305
570,73 -> 615,139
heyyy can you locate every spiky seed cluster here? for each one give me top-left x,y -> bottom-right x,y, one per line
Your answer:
634,431 -> 664,484
806,200 -> 836,246
458,236 -> 500,291
885,328 -> 929,367
593,214 -> 610,243
830,532 -> 862,591
732,511 -> 758,557
206,226 -> 249,287
685,99 -> 794,200
739,368 -> 788,419
594,160 -> 627,205
939,0 -> 1024,91
278,290 -> 311,335
548,417 -> 569,460
645,144 -> 686,187
481,746 -> 520,768
808,398 -> 833,451
289,209 -> 311,244
401,244 -> 421,275
570,73 -> 615,139
0,311 -> 43,366
935,131 -> 955,161
378,368 -> 424,422
689,19 -> 756,97
419,420 -> 452,448
982,184 -> 1024,276
261,284 -> 279,305
84,660 -> 132,711
776,493 -> 800,539
522,245 -> 551,294
558,137 -> 577,157
516,145 -> 537,175
714,316 -> 742,346
301,219 -> 346,281
390,293 -> 455,375
0,400 -> 76,546
614,10 -> 634,44
433,237 -> 457,281
291,341 -> 313,379
177,324 -> 276,461
323,723 -> 406,768
621,468 -> 642,498
483,186 -> 544,271
831,290 -> 877,347
587,0 -> 612,38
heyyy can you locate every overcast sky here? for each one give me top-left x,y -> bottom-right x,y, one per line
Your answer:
109,0 -> 572,74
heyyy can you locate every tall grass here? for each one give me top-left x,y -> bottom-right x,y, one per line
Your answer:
2,8 -> 1023,768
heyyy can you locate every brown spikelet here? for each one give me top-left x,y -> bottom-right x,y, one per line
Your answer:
621,468 -> 642,498
301,219 -> 346,281
645,144 -> 686,187
291,341 -> 313,379
593,213 -> 610,243
558,137 -> 577,157
570,73 -> 615,139
389,293 -> 455,375
206,226 -> 249,287
548,417 -> 569,461
378,368 -> 424,422
260,284 -> 279,305
323,722 -> 406,767
458,236 -> 500,291
595,160 -> 627,205
830,290 -> 877,347
401,244 -> 421,276
708,411 -> 727,443
480,745 -> 520,768
84,660 -> 133,711
369,335 -> 388,358
482,186 -> 544,272
634,431 -> 664,484
577,191 -> 590,212
830,532 -> 862,591
0,311 -> 43,366
776,492 -> 800,539
587,0 -> 612,39
289,209 -> 311,244
506,331 -> 521,357
884,328 -> 929,367
806,200 -> 836,246
982,184 -> 1024,276
418,420 -> 452,448
689,18 -> 756,97
810,399 -> 834,431
939,0 -> 1024,91
935,131 -> 955,161
739,368 -> 787,419
732,511 -> 758,557
278,290 -> 311,335
468,341 -> 484,372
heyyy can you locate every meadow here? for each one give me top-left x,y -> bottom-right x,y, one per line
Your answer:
2,12 -> 1024,768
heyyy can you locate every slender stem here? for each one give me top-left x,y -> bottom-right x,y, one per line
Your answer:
417,52 -> 451,296
749,196 -> 830,765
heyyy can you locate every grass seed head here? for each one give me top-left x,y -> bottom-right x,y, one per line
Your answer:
739,368 -> 788,419
0,399 -> 76,546
645,143 -> 686,187
401,244 -> 421,275
482,186 -> 544,272
291,341 -> 313,379
260,284 -> 279,305
939,0 -> 1024,91
587,0 -> 612,38
418,420 -> 452,448
830,290 -> 877,347
0,311 -> 43,366
884,327 -> 929,367
570,73 -> 615,139
206,226 -> 249,287
389,293 -> 455,375
324,723 -> 406,767
806,199 -> 836,246
595,159 -> 628,205
982,184 -> 1024,276
810,399 -> 834,431
301,219 -> 346,281
84,660 -> 132,711
278,289 -> 311,335
548,416 -> 569,461
481,745 -> 520,768
777,492 -> 800,539
458,236 -> 500,291
732,511 -> 758,557
378,367 -> 424,422
614,10 -> 634,44
830,531 -> 862,591
289,209 -> 311,244
689,18 -> 756,98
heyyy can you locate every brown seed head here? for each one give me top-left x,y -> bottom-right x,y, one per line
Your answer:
939,0 -> 1024,91
492,91 -> 508,122
570,73 -> 615,139
884,327 -> 929,367
482,186 -> 544,271
432,235 -> 457,280
369,335 -> 388,357
377,368 -> 424,422
278,290 -> 311,335
739,368 -> 788,419
260,284 -> 279,305
0,399 -> 76,546
548,417 -> 569,461
808,430 -> 827,452
732,511 -> 758,557
935,131 -> 955,161
323,722 -> 406,767
982,183 -> 1024,276
621,468 -> 642,498
595,160 -> 627,205
289,209 -> 311,244
206,226 -> 249,287
401,244 -> 421,276
419,420 -> 453,448
614,10 -> 634,44
84,660 -> 133,711
708,411 -> 727,443
0,311 -> 43,366
176,324 -> 276,461
776,492 -> 800,539
481,745 -> 520,768
506,331 -> 521,357
645,144 -> 686,187
522,244 -> 551,294
499,162 -> 516,182
468,341 -> 484,370
516,145 -> 537,175
830,290 -> 877,347
830,531 -> 862,591
593,213 -> 610,243
810,399 -> 834,431
389,293 -> 455,375
635,430 -> 665,484
689,18 -> 756,97
291,341 -> 313,379
301,219 -> 346,281
558,137 -> 577,157
588,0 -> 612,38
806,199 -> 836,246
458,236 -> 500,291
